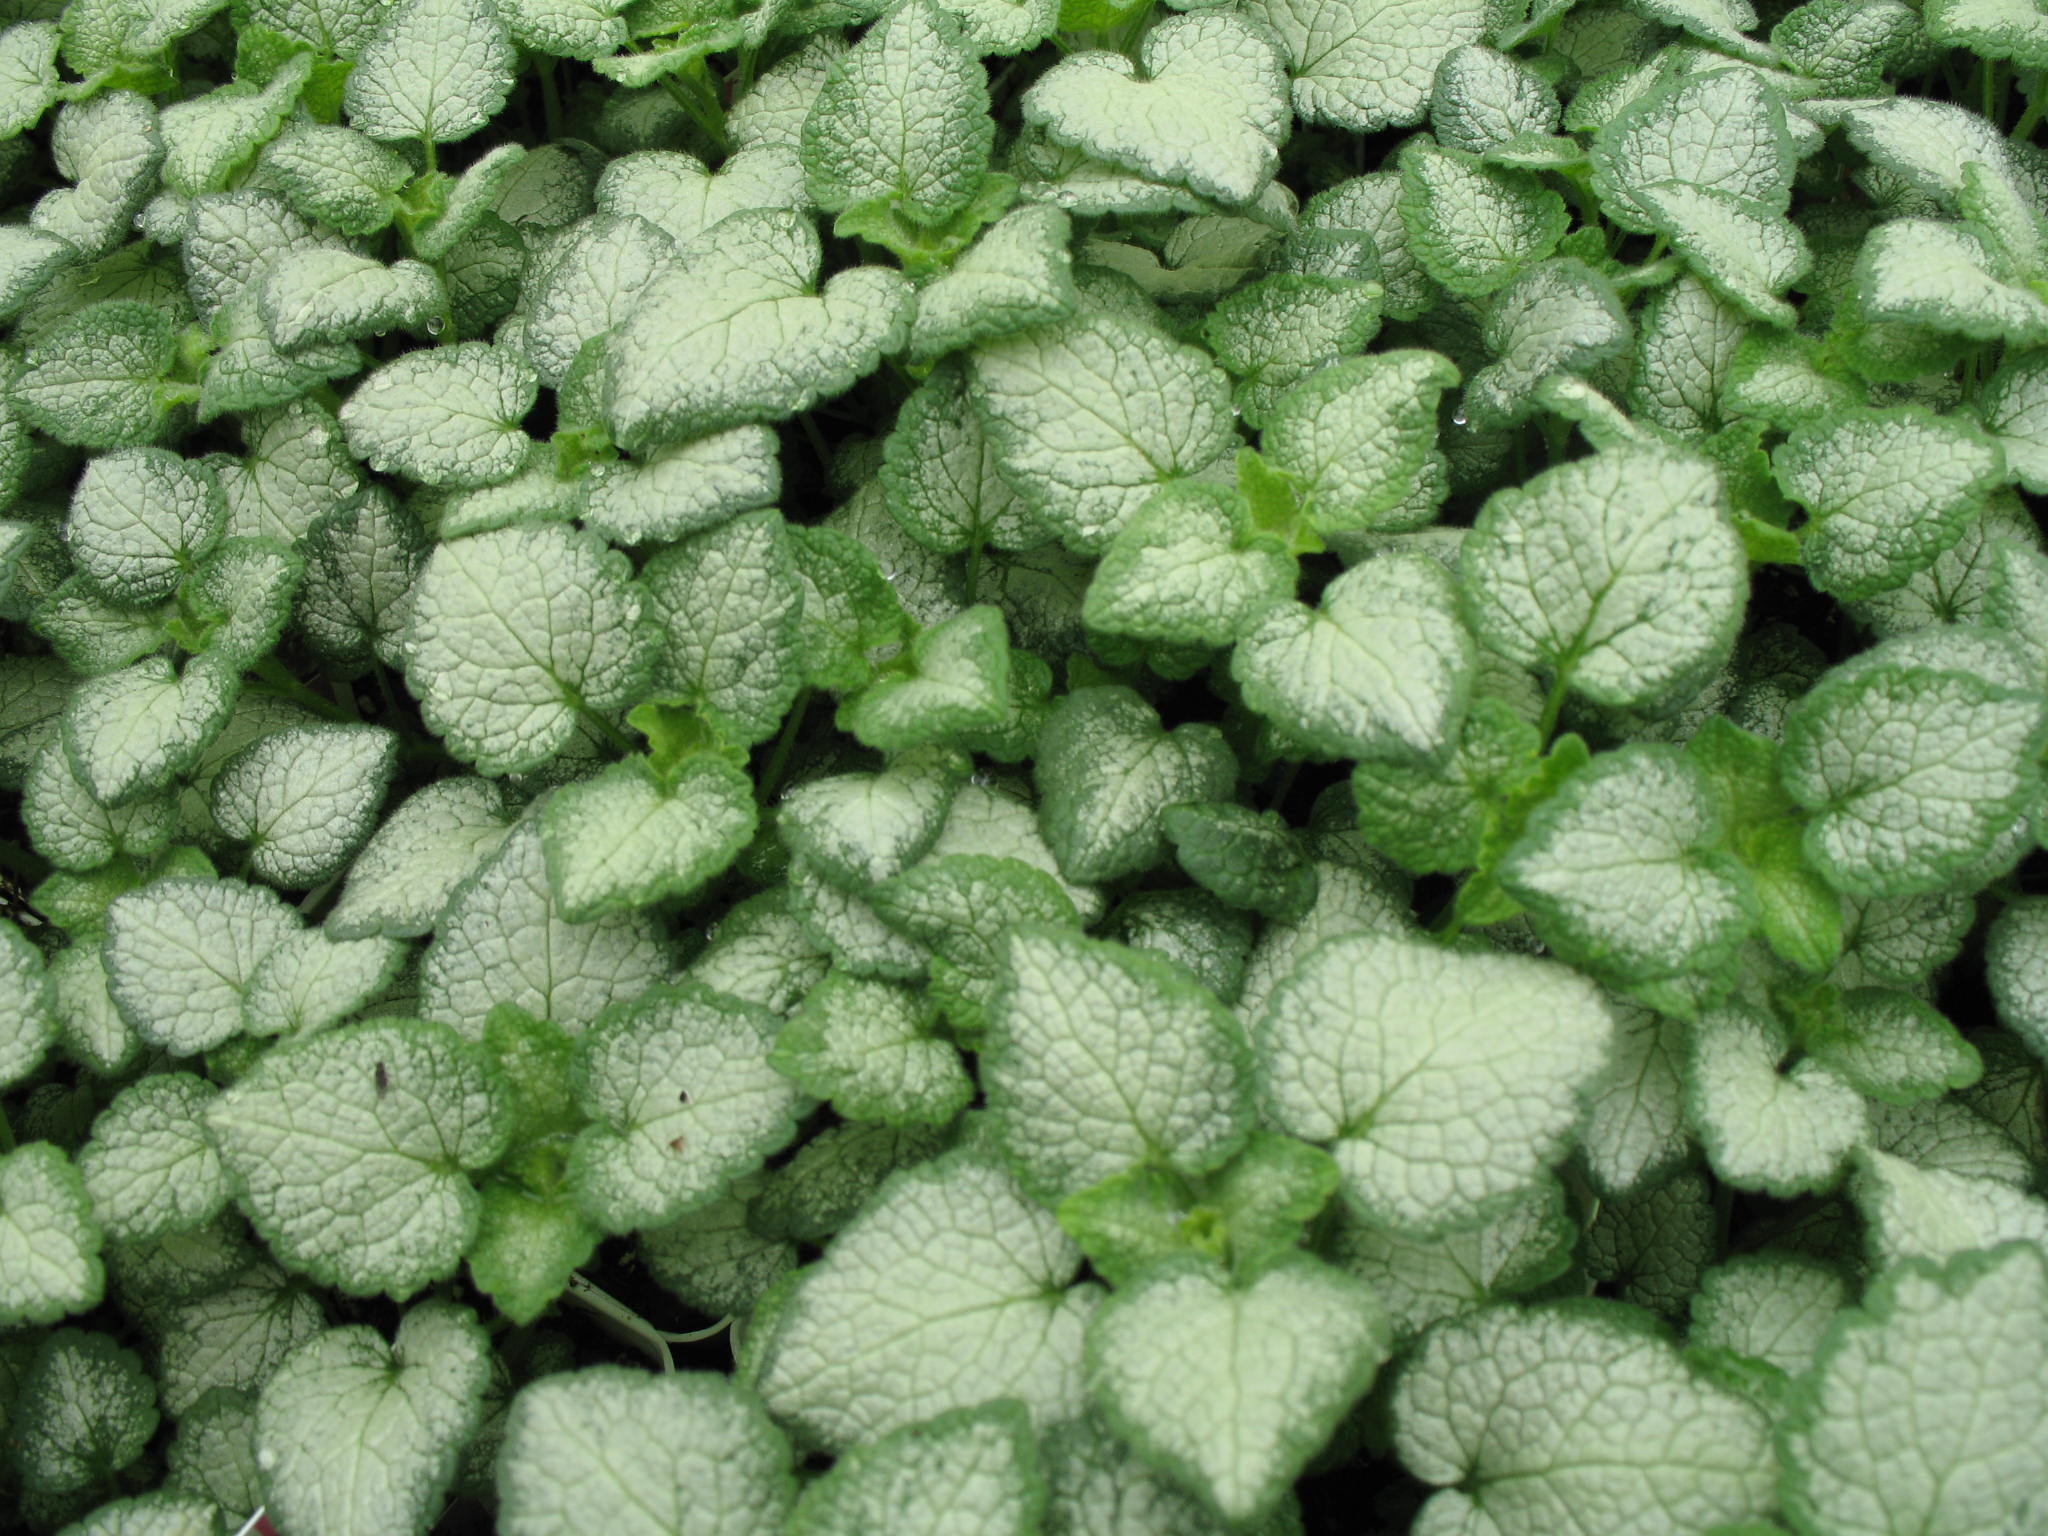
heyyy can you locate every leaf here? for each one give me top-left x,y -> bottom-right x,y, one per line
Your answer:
421,820 -> 672,1037
57,652 -> 238,813
259,248 -> 443,351
76,1075 -> 228,1245
520,213 -> 675,387
261,124 -> 412,238
904,205 -> 1079,364
402,523 -> 649,775
568,981 -> 805,1232
984,924 -> 1251,1202
1040,1414 -> 1246,1536
1636,182 -> 1808,328
25,744 -> 175,873
1163,802 -> 1317,921
594,145 -> 807,248
206,1018 -> 512,1298
1590,63 -> 1792,236
1393,1300 -> 1776,1536
1462,257 -> 1632,432
1851,218 -> 2048,348
1249,0 -> 1492,132
339,342 -> 537,489
540,754 -> 756,922
1779,633 -> 2047,897
1255,931 -> 1615,1233
1081,482 -> 1295,649
803,0 -> 993,225
1433,44 -> 1561,157
328,777 -> 511,940
969,310 -> 1236,554
605,207 -> 913,449
16,303 -> 182,452
1462,446 -> 1746,710
1260,349 -> 1460,534
1499,744 -> 1756,1017
1986,896 -> 2048,1062
497,1368 -> 796,1536
210,723 -> 397,888
1329,1179 -> 1577,1344
0,1145 -> 105,1328
159,60 -> 312,199
1851,1148 -> 2048,1268
344,0 -> 516,144
1021,13 -> 1288,206
1780,1244 -> 2048,1536
1202,272 -> 1385,426
1684,1001 -> 1864,1197
32,94 -> 165,262
841,605 -> 1011,752
240,927 -> 409,1039
103,877 -> 299,1053
0,22 -> 60,141
753,1149 -> 1097,1448
1233,551 -> 1474,762
1,917 -> 56,1090
1034,685 -> 1236,884
583,424 -> 782,546
1803,988 -> 1980,1105
770,971 -> 972,1127
1398,138 -> 1569,299
13,1330 -> 154,1500
1689,1253 -> 1847,1381
787,1401 -> 1042,1536
868,853 -> 1082,1032
1087,1256 -> 1390,1526
254,1302 -> 491,1536
640,511 -> 803,747
778,749 -> 967,890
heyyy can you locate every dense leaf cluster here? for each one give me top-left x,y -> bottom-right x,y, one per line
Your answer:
2,0 -> 2048,1531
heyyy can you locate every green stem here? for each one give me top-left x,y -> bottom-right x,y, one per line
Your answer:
539,57 -> 565,142
757,688 -> 813,805
657,64 -> 730,156
1427,893 -> 1467,946
373,659 -> 405,724
562,1272 -> 676,1372
0,1111 -> 15,1153
964,531 -> 984,606
2014,89 -> 2046,143
578,705 -> 638,757
249,657 -> 352,723
1536,667 -> 1572,744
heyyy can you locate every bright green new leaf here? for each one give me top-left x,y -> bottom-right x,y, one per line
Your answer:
1087,1256 -> 1389,1526
254,1302 -> 491,1536
207,1018 -> 512,1297
402,522 -> 649,775
1256,931 -> 1615,1233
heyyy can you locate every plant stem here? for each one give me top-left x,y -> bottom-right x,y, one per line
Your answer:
249,657 -> 352,723
757,688 -> 813,805
1537,668 -> 1572,744
0,1113 -> 15,1154
2014,89 -> 2046,143
578,705 -> 638,757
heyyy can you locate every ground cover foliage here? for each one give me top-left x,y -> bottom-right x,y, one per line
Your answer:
1,0 -> 2048,1530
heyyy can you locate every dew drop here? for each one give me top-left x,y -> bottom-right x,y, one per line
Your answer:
1451,407 -> 1469,427
373,329 -> 389,338
425,315 -> 446,335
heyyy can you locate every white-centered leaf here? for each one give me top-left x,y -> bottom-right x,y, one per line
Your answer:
1261,349 -> 1460,534
1851,1148 -> 2048,1269
786,1400 -> 1042,1536
1688,1253 -> 1847,1380
339,342 -> 537,489
103,877 -> 300,1053
327,777 -> 511,940
66,448 -> 226,606
0,1142 -> 104,1327
1461,446 -> 1747,710
539,754 -> 756,921
344,0 -> 516,144
1255,931 -> 1615,1233
255,1301 -> 491,1536
1393,1300 -> 1776,1536
754,1149 -> 1098,1448
211,723 -> 397,888
401,522 -> 649,775
1087,1256 -> 1389,1526
770,971 -> 972,1128
207,1018 -> 511,1298
77,1074 -> 228,1244
1684,1001 -> 1864,1197
1249,0 -> 1492,132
